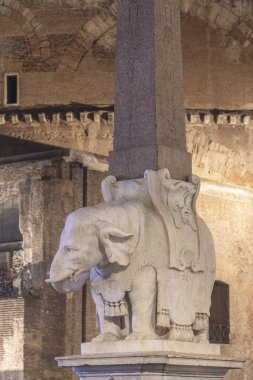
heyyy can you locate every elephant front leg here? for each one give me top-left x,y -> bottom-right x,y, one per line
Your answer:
127,266 -> 158,340
193,313 -> 209,343
91,289 -> 126,342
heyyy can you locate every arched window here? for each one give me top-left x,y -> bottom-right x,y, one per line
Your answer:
209,281 -> 230,344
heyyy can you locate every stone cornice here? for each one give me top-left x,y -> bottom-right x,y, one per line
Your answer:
0,109 -> 114,126
0,109 -> 252,127
0,108 -> 252,188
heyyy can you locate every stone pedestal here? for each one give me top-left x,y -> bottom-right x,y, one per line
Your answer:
56,341 -> 244,380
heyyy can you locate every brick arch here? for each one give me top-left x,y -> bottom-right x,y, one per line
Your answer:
0,0 -> 51,58
59,0 -> 253,72
59,1 -> 117,71
181,0 -> 253,55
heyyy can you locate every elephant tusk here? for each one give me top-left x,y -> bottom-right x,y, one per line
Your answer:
45,271 -> 74,283
45,272 -> 77,284
45,278 -> 61,283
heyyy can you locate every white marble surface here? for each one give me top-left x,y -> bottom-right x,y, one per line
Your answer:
56,351 -> 244,380
81,340 -> 220,356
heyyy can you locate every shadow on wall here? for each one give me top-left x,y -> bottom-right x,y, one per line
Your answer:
0,371 -> 23,380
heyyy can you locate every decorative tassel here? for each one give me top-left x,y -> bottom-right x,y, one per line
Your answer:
104,299 -> 129,317
193,313 -> 208,331
157,309 -> 170,328
114,303 -> 121,316
119,301 -> 128,316
109,303 -> 115,317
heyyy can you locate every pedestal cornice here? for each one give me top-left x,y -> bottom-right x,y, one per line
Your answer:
56,350 -> 244,380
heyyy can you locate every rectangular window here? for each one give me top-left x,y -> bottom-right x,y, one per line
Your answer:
5,74 -> 19,105
0,198 -> 23,248
209,281 -> 230,344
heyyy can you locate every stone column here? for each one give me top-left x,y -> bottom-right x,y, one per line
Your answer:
110,0 -> 191,180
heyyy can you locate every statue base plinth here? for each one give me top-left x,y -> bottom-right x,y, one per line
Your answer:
81,340 -> 220,356
56,342 -> 244,380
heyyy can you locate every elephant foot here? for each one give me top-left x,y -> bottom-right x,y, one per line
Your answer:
193,331 -> 208,343
92,332 -> 122,342
126,331 -> 159,340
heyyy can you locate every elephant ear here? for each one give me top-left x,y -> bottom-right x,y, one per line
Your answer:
97,222 -> 135,266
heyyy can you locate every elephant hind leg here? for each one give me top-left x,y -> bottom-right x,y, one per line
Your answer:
126,266 -> 158,340
91,290 -> 125,342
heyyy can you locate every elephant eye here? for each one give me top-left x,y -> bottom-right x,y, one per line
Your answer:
65,246 -> 78,252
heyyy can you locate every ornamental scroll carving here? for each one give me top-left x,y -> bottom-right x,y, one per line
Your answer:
146,169 -> 204,273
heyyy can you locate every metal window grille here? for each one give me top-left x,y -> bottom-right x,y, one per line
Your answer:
209,324 -> 230,344
0,269 -> 13,298
0,199 -> 23,298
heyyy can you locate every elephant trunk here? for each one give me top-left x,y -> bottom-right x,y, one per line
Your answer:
48,271 -> 90,293
48,247 -> 77,283
46,247 -> 90,293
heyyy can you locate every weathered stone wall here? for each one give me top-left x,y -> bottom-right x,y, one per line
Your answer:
0,109 -> 114,157
0,158 -> 84,380
0,298 -> 24,380
1,109 -> 251,188
187,112 -> 253,189
198,181 -> 253,380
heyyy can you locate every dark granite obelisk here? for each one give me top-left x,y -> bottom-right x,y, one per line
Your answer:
109,0 -> 192,180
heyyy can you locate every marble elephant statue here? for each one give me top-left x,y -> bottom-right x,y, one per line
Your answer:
47,169 -> 216,343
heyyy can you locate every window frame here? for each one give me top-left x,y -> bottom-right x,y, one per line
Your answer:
0,198 -> 23,248
209,280 -> 230,344
4,73 -> 19,106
